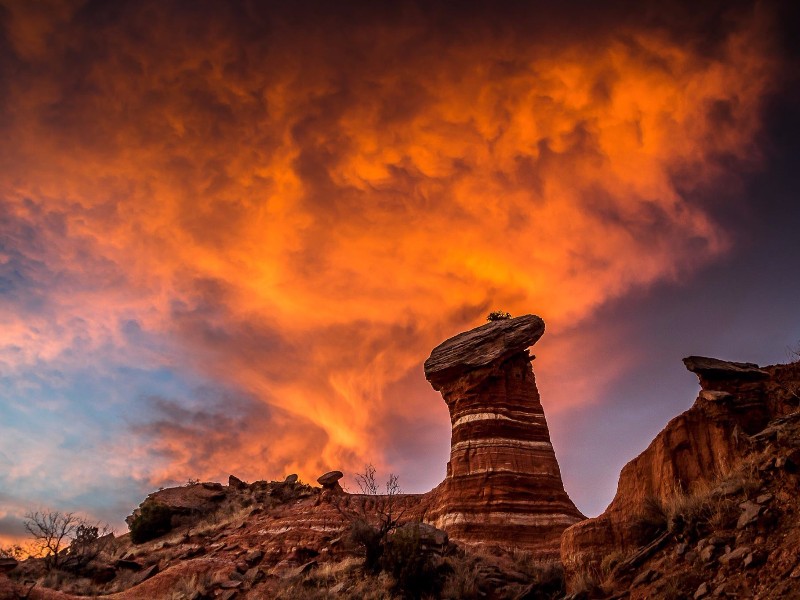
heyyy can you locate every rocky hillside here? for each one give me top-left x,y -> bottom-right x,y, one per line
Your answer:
561,358 -> 800,599
2,316 -> 800,599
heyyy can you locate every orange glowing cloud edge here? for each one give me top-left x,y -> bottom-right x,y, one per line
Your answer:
0,5 -> 779,518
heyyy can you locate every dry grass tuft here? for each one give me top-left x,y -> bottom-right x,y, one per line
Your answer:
442,558 -> 481,599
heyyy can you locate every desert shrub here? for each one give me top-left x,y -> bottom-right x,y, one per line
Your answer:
487,311 -> 512,321
661,571 -> 703,600
62,523 -> 113,573
349,518 -> 384,573
631,496 -> 668,544
532,560 -> 566,598
599,550 -> 626,580
170,572 -> 213,600
381,524 -> 445,600
129,503 -> 173,544
41,569 -> 67,589
0,544 -> 26,560
442,558 -> 481,599
24,510 -> 111,572
570,567 -> 601,597
707,497 -> 740,530
355,464 -> 379,495
340,466 -> 406,574
663,475 -> 752,539
510,546 -> 535,577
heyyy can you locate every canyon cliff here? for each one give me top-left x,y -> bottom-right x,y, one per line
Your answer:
561,357 -> 800,599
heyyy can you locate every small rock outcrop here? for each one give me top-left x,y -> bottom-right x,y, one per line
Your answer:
317,470 -> 344,491
422,314 -> 584,557
228,474 -> 247,489
683,356 -> 769,382
0,558 -> 17,574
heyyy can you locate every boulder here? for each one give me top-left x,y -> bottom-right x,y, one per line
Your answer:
720,546 -> 750,567
737,501 -> 762,529
134,563 -> 159,585
228,475 -> 248,489
317,471 -> 344,488
126,481 -> 230,527
284,474 -> 299,484
115,559 -> 143,571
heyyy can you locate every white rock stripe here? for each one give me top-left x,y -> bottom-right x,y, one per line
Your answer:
259,524 -> 346,535
452,411 -> 544,428
451,438 -> 553,452
449,466 -> 556,476
434,512 -> 580,528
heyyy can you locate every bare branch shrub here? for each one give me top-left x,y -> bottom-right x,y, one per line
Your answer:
355,464 -> 379,495
336,465 -> 406,573
23,510 -> 112,572
24,511 -> 79,571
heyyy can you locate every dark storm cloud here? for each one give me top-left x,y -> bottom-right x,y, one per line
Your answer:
0,0 -> 793,535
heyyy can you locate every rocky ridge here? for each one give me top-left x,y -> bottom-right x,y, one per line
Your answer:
560,358 -> 800,599
3,318 -> 800,599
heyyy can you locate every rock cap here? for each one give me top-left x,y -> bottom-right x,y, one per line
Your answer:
683,356 -> 769,381
424,314 -> 545,390
317,471 -> 344,488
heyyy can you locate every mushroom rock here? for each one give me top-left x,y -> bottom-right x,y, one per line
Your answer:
421,314 -> 584,558
317,471 -> 344,489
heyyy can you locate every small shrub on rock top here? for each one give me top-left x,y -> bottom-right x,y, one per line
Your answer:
487,311 -> 512,321
129,503 -> 173,544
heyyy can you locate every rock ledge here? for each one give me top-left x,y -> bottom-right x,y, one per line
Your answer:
424,314 -> 545,390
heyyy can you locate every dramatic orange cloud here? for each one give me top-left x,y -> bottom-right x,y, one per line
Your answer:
0,1 -> 779,525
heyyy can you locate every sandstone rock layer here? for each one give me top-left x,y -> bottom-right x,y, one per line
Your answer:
560,357 -> 800,592
422,315 -> 583,557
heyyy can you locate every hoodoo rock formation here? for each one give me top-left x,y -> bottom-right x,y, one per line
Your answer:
422,315 -> 584,557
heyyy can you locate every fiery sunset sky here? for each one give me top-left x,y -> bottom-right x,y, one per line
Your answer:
1,0 -> 799,542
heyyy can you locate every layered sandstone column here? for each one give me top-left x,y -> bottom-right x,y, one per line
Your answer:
423,315 -> 584,557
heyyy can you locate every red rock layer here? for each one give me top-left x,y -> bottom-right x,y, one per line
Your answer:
422,317 -> 584,557
560,358 -> 800,591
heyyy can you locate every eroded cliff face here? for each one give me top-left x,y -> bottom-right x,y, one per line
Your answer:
422,315 -> 584,557
560,357 -> 800,597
